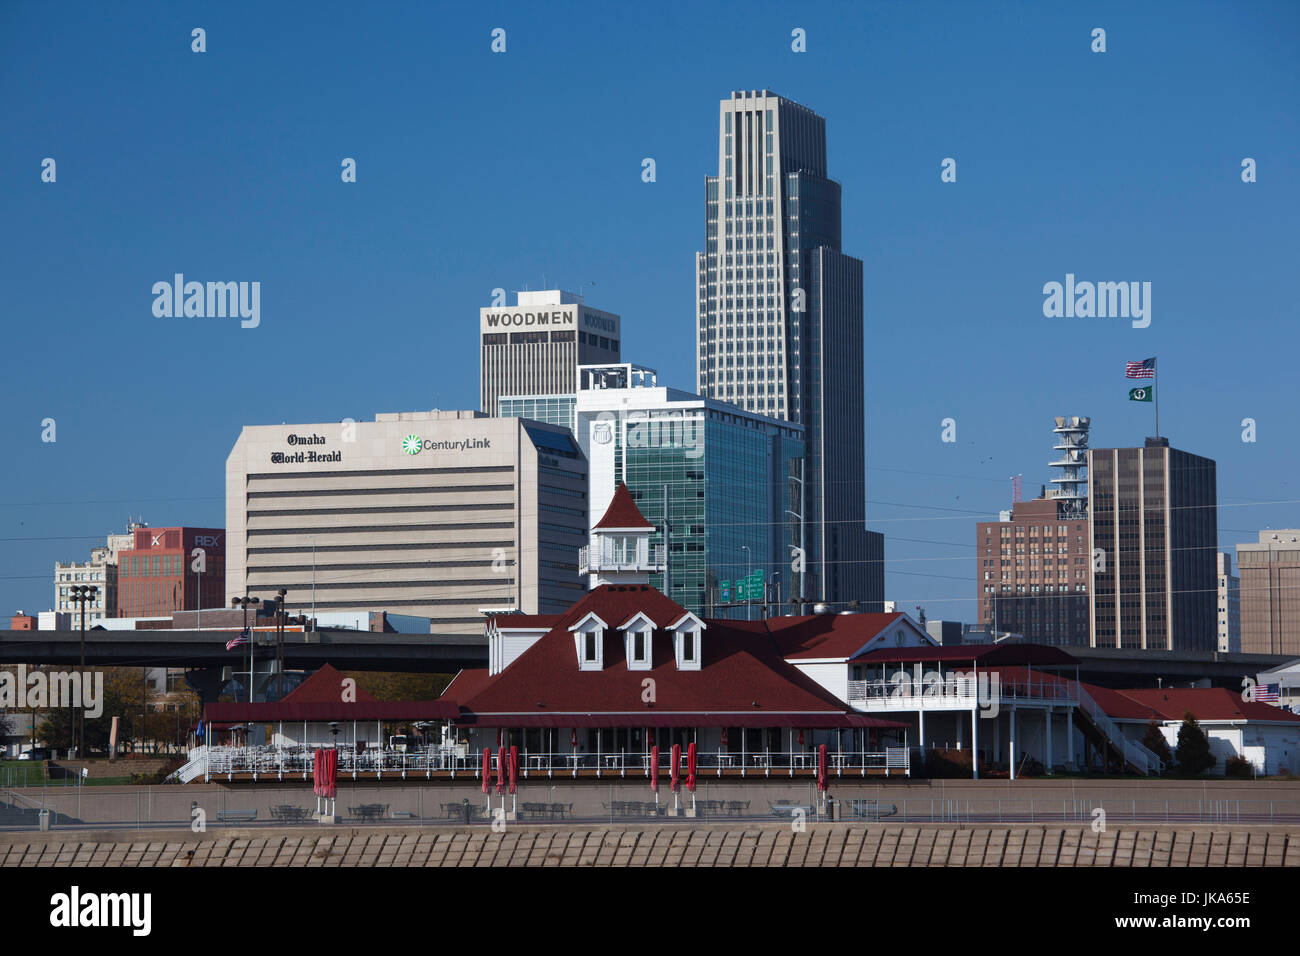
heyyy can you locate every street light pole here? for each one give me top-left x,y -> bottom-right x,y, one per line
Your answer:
69,584 -> 98,758
231,595 -> 261,703
741,545 -> 751,621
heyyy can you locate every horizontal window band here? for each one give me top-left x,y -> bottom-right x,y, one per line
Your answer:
241,579 -> 507,590
247,560 -> 500,572
245,465 -> 515,480
247,523 -> 515,535
248,541 -> 514,555
247,503 -> 513,517
295,598 -> 508,609
247,484 -> 516,499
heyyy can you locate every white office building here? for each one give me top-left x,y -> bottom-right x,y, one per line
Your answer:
480,290 -> 620,414
225,410 -> 588,638
501,363 -> 804,616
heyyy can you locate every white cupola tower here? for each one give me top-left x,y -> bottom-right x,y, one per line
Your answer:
579,483 -> 666,588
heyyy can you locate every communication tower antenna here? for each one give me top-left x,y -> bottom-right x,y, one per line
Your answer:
1049,416 -> 1090,520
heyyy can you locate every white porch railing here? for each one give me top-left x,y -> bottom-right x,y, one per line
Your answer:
578,543 -> 666,574
185,745 -> 910,780
847,676 -> 1078,707
845,673 -> 1160,776
168,745 -> 211,784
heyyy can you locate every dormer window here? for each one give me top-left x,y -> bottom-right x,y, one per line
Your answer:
668,612 -> 705,671
569,612 -> 608,671
620,611 -> 655,671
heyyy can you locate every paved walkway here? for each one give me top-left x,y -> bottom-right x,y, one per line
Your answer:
2,823 -> 1297,866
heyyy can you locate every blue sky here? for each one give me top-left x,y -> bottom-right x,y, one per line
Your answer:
2,0 -> 1297,621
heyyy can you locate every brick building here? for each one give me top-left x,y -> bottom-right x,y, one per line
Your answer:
976,497 -> 1091,645
116,527 -> 226,618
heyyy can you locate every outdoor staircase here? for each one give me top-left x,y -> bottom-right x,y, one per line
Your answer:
167,746 -> 209,784
1072,684 -> 1164,776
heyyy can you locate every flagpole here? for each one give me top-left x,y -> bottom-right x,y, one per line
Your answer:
1154,357 -> 1159,439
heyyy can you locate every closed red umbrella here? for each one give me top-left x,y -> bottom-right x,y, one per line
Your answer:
508,745 -> 518,795
571,729 -> 578,748
481,747 -> 491,794
686,741 -> 697,793
817,744 -> 828,792
798,729 -> 805,747
313,749 -> 337,799
670,744 -> 681,792
720,728 -> 728,747
650,745 -> 659,793
497,745 -> 507,794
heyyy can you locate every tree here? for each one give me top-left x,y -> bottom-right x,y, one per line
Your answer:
1141,718 -> 1173,768
1174,711 -> 1216,775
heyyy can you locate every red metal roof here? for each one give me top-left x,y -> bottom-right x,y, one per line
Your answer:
279,663 -> 376,704
202,663 -> 458,722
768,613 -> 914,660
446,584 -> 893,728
454,712 -> 904,729
204,701 -> 459,722
593,483 -> 655,530
1110,688 -> 1300,724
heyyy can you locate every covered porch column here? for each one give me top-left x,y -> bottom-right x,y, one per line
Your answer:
1009,706 -> 1017,781
1045,708 -> 1053,774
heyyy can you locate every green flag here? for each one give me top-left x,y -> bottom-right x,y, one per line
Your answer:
1129,386 -> 1153,402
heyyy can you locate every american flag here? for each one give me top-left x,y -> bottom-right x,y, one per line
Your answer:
225,627 -> 250,651
1125,357 -> 1156,379
1257,683 -> 1280,704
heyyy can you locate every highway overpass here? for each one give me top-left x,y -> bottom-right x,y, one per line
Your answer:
0,628 -> 486,674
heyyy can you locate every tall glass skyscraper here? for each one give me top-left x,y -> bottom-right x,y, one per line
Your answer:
695,90 -> 880,609
499,363 -> 804,618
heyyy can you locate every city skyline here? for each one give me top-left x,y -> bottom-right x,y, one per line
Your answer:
3,1 -> 1298,621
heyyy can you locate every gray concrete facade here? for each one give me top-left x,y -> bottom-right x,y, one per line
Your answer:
225,410 -> 588,637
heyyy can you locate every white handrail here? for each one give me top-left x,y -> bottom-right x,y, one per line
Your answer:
1075,684 -> 1161,775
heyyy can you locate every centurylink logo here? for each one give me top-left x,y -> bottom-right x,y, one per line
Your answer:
399,435 -> 492,455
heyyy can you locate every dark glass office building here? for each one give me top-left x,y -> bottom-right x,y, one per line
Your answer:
1088,438 -> 1218,651
695,90 -> 881,610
